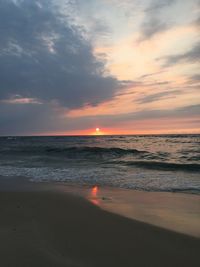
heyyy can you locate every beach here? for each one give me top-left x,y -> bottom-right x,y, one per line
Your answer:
0,179 -> 199,267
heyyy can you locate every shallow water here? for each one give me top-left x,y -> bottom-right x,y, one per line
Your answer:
0,135 -> 200,194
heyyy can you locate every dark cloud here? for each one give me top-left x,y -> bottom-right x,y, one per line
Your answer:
0,102 -> 60,135
145,0 -> 175,11
186,74 -> 200,91
0,0 -> 120,108
140,18 -> 168,40
159,42 -> 200,67
188,74 -> 200,83
135,90 -> 180,104
194,15 -> 200,28
145,81 -> 170,86
139,0 -> 176,41
138,71 -> 165,79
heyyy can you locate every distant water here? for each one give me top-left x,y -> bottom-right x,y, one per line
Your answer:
0,135 -> 200,194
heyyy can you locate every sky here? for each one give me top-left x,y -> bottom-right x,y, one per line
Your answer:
0,0 -> 199,135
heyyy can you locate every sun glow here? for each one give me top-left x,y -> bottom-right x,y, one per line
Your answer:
93,127 -> 103,135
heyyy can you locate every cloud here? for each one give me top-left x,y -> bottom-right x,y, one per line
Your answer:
188,74 -> 200,83
186,74 -> 200,91
193,15 -> 200,29
57,0 -> 113,44
135,90 -> 180,104
139,0 -> 176,41
1,100 -> 199,135
0,102 -> 60,135
64,104 -> 200,133
0,0 -> 120,109
79,104 -> 200,126
1,96 -> 42,105
140,18 -> 168,41
145,0 -> 175,11
138,71 -> 165,79
159,42 -> 200,67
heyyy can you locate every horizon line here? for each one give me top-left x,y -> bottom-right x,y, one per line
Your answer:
1,133 -> 200,137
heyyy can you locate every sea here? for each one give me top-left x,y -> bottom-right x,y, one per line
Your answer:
0,135 -> 200,194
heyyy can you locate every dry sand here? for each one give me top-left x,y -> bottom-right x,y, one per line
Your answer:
0,190 -> 199,267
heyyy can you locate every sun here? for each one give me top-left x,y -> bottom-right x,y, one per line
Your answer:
91,127 -> 104,135
94,127 -> 102,135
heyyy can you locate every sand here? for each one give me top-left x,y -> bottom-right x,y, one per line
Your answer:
0,188 -> 200,267
89,187 -> 200,237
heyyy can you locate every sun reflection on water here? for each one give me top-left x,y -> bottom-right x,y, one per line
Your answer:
89,185 -> 100,206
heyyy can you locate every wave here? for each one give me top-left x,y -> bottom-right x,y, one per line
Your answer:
1,145 -> 148,157
117,160 -> 200,172
1,143 -> 200,172
44,146 -> 149,160
45,146 -> 147,154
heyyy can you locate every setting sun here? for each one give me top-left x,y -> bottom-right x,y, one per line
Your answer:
95,127 -> 103,135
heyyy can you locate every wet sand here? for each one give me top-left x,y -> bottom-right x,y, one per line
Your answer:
0,187 -> 200,267
85,186 -> 200,237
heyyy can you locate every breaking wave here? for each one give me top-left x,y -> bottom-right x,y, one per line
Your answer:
1,145 -> 148,158
119,160 -> 200,172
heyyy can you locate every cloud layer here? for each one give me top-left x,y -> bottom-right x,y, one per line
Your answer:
0,0 -> 119,108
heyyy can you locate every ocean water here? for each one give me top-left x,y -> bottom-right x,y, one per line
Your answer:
0,135 -> 200,194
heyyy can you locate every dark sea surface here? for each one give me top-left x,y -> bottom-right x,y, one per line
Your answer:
0,135 -> 200,194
